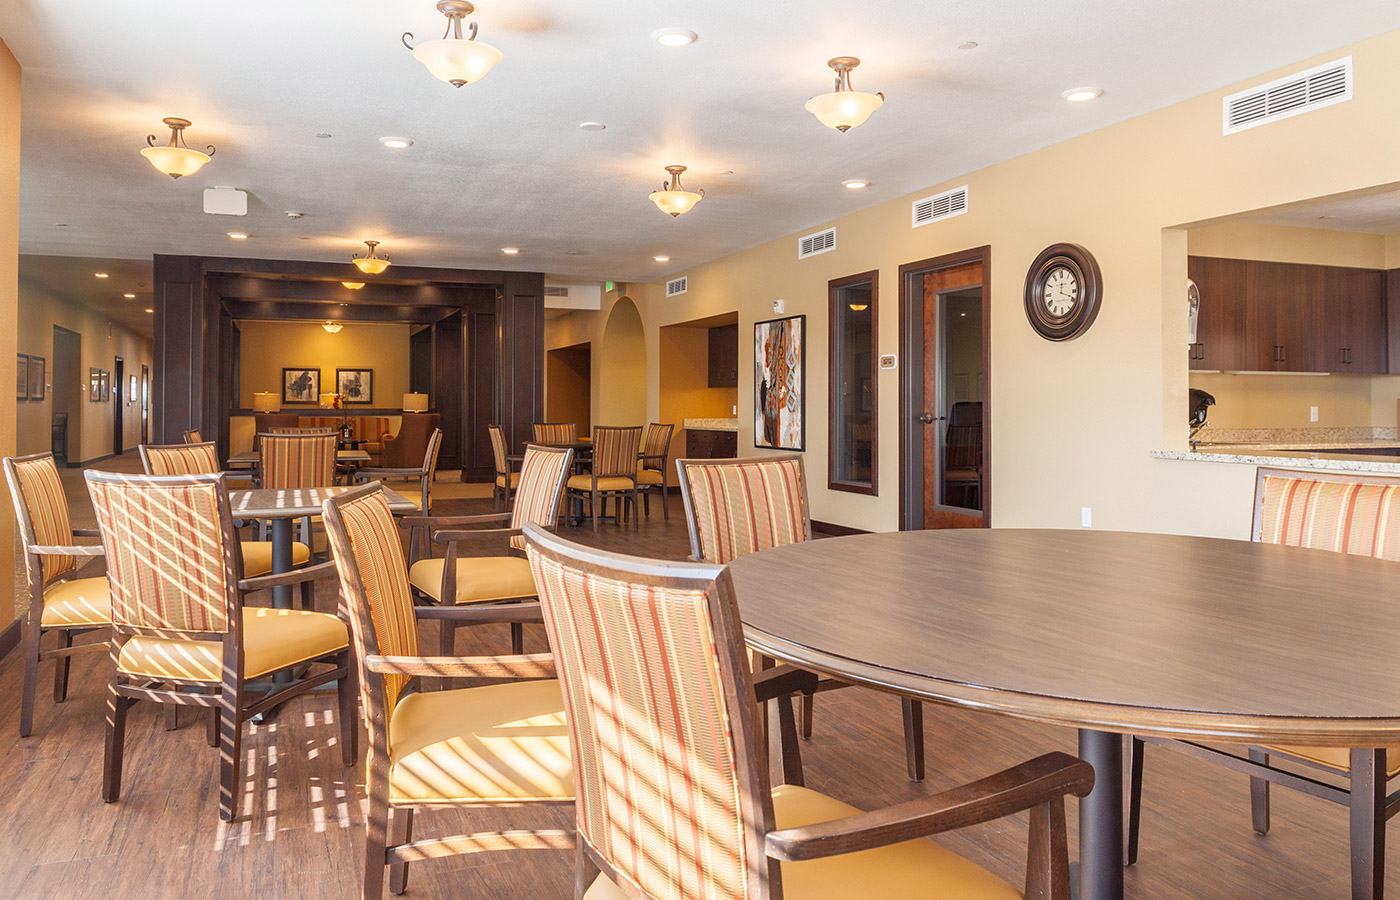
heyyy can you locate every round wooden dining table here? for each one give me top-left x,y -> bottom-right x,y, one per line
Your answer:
725,528 -> 1400,900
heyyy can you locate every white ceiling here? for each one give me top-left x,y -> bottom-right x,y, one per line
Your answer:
3,0 -> 1398,296
1241,187 -> 1400,234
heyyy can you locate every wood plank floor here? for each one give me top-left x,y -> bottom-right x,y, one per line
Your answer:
0,452 -> 1388,898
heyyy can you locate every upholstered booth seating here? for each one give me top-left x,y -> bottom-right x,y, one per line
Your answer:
636,422 -> 674,521
489,424 -> 518,510
86,469 -> 354,822
523,524 -> 1094,900
1127,466 -> 1400,896
677,454 -> 930,782
321,483 -> 574,900
381,413 -> 441,469
566,425 -> 642,531
402,444 -> 574,658
3,452 -> 109,737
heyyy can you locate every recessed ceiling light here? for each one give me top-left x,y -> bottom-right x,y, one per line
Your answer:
842,179 -> 870,189
94,272 -> 108,278
145,308 -> 154,313
379,136 -> 413,149
651,28 -> 697,47
501,247 -> 520,255
342,281 -> 365,290
227,231 -> 249,240
123,293 -> 136,299
579,122 -> 607,131
1061,87 -> 1103,103
653,255 -> 671,262
957,41 -> 979,50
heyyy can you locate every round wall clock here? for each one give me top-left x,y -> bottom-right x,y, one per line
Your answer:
1023,243 -> 1103,341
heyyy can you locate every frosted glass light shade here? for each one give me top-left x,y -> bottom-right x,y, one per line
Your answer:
649,190 -> 703,217
252,392 -> 279,413
412,38 -> 502,87
140,145 -> 211,178
403,392 -> 429,412
319,393 -> 337,409
805,90 -> 884,132
352,256 -> 390,275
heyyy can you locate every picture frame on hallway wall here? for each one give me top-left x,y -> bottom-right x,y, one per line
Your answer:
754,314 -> 805,451
282,367 -> 321,404
99,369 -> 110,402
129,374 -> 137,404
16,354 -> 26,401
89,367 -> 101,402
27,356 -> 45,401
336,368 -> 373,404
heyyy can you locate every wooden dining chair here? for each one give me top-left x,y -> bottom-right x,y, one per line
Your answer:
566,425 -> 642,531
404,444 -> 574,658
488,424 -> 518,510
677,453 -> 930,782
532,422 -> 577,443
636,422 -> 674,521
259,430 -> 339,544
183,429 -> 203,444
1127,466 -> 1400,898
3,452 -> 109,737
523,523 -> 1094,900
85,469 -> 355,821
320,483 -> 573,900
354,428 -> 443,559
271,426 -> 337,434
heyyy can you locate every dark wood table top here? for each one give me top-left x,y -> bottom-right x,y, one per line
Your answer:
230,486 -> 415,518
726,528 -> 1400,745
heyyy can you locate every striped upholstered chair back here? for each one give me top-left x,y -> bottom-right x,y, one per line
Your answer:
525,525 -> 768,900
677,454 -> 811,564
640,423 -> 674,473
321,486 -> 419,727
183,429 -> 203,444
1253,467 -> 1400,559
140,442 -> 220,476
4,452 -> 77,583
488,424 -> 510,477
590,426 -> 642,479
259,432 -> 338,490
271,427 -> 336,435
532,422 -> 577,444
86,471 -> 239,635
508,445 -> 575,551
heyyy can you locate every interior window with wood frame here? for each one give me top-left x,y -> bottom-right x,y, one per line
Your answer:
829,271 -> 878,494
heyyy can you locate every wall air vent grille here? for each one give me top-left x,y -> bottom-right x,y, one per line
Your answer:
666,276 -> 688,297
543,285 -> 570,298
798,228 -> 836,259
1223,56 -> 1352,135
912,185 -> 969,228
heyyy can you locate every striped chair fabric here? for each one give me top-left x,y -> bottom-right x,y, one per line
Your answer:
590,426 -> 642,479
532,422 -> 577,443
489,424 -> 510,479
260,432 -> 338,490
271,426 -> 336,434
682,457 -> 810,564
326,488 -> 418,723
509,446 -> 573,550
143,442 -> 220,477
528,544 -> 748,900
10,454 -> 76,582
87,474 -> 233,634
183,430 -> 203,444
640,423 -> 672,471
1258,473 -> 1400,560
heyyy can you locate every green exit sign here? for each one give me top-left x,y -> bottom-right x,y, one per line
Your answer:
604,281 -> 615,292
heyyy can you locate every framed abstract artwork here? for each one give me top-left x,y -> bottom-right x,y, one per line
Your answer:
336,368 -> 373,404
282,367 -> 321,404
16,354 -> 26,401
753,314 -> 805,451
129,374 -> 138,404
99,369 -> 110,402
27,356 -> 45,401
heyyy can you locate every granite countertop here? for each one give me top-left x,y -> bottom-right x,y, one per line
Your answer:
1152,448 -> 1400,474
683,418 -> 739,432
1188,426 -> 1400,450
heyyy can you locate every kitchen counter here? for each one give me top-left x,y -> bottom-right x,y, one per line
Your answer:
1156,426 -> 1400,473
1152,448 -> 1400,474
683,418 -> 739,432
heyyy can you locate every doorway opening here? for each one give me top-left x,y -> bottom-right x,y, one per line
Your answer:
51,326 -> 81,465
659,312 -> 739,464
546,343 -> 592,435
113,356 -> 124,456
898,247 -> 991,530
141,365 -> 150,444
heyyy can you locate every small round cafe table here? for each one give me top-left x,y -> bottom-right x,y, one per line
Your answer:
724,528 -> 1400,900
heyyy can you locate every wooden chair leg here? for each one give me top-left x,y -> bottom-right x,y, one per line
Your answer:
775,693 -> 804,788
1025,797 -> 1071,900
363,766 -> 390,900
218,682 -> 243,822
300,576 -> 314,611
19,619 -> 40,737
102,674 -> 129,803
575,844 -> 601,900
165,702 -> 180,731
643,492 -> 650,518
439,617 -> 456,657
338,650 -> 358,766
52,628 -> 73,702
591,490 -> 600,532
1126,736 -> 1145,864
901,698 -> 925,782
388,807 -> 414,895
1247,747 -> 1270,835
660,484 -> 669,522
631,489 -> 640,529
206,686 -> 219,748
1350,748 -> 1385,900
510,622 -> 525,655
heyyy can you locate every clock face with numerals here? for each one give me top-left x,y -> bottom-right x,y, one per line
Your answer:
1024,244 -> 1102,341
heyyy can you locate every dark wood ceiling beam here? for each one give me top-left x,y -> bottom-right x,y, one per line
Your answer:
206,275 -> 495,306
221,299 -> 457,323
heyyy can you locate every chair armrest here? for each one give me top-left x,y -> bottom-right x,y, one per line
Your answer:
765,751 -> 1094,862
431,526 -> 522,546
414,601 -> 543,624
366,652 -> 555,679
238,560 -> 337,593
31,544 -> 105,557
71,528 -> 102,537
356,466 -> 424,479
399,512 -> 511,529
752,665 -> 819,703
638,453 -> 666,464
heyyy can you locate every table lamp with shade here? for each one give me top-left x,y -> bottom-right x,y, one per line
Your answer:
252,392 -> 279,413
403,392 -> 429,413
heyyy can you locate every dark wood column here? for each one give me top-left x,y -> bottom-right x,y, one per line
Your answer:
152,255 -> 206,445
499,272 -> 545,452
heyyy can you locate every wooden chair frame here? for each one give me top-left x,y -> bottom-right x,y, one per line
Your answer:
85,469 -> 356,822
182,429 -> 203,444
488,424 -> 518,510
1127,466 -> 1400,900
523,523 -> 1093,900
321,482 -> 574,900
676,453 -> 930,782
637,422 -> 674,522
566,425 -> 641,532
3,452 -> 108,737
355,428 -> 443,559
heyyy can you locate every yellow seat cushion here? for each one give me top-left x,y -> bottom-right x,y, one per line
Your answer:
388,678 -> 573,804
240,540 -> 312,578
409,555 -> 537,604
41,577 -> 111,627
117,607 -> 348,682
1262,745 -> 1400,776
586,783 -> 1020,900
495,472 -> 521,489
567,475 -> 635,492
635,468 -> 663,485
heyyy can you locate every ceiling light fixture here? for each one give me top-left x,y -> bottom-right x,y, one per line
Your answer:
352,240 -> 391,274
1061,87 -> 1103,103
501,247 -> 520,255
579,122 -> 606,131
651,28 -> 697,47
342,281 -> 366,290
380,136 -> 414,149
842,179 -> 869,189
141,117 -> 215,178
322,321 -> 344,334
227,231 -> 249,240
145,308 -> 154,313
649,165 -> 704,217
653,255 -> 670,262
848,301 -> 869,312
94,272 -> 109,278
403,1 -> 502,88
806,57 -> 884,132
123,293 -> 136,299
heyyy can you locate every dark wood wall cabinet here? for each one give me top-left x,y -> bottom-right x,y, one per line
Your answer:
707,323 -> 738,388
1188,256 -> 1389,373
685,428 -> 737,459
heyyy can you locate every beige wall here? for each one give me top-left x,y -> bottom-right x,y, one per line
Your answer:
1186,221 -> 1391,268
237,321 -> 410,409
659,325 -> 739,463
15,281 -> 153,461
1,39 -> 18,631
596,297 -> 647,428
546,343 -> 591,435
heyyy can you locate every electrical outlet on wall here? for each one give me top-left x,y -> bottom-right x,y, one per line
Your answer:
1081,507 -> 1092,528
731,405 -> 736,415
1310,406 -> 1319,422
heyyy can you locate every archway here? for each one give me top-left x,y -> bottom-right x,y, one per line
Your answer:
598,296 -> 646,426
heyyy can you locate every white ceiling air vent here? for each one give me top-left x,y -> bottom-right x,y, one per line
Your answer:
1223,56 -> 1352,135
798,227 -> 836,259
543,285 -> 570,298
912,185 -> 968,228
666,275 -> 688,297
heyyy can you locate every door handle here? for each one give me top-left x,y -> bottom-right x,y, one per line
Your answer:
918,413 -> 946,425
